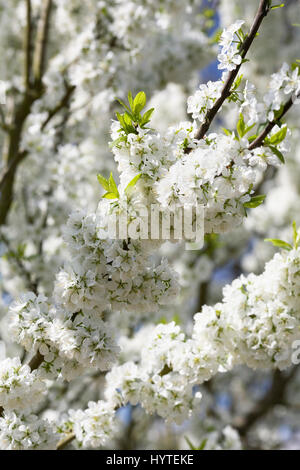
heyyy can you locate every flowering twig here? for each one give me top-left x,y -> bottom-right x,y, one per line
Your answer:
248,92 -> 299,150
56,433 -> 75,450
24,0 -> 32,91
186,0 -> 271,150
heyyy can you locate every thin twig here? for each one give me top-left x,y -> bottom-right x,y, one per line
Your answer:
186,0 -> 271,150
248,93 -> 298,150
56,433 -> 75,450
24,0 -> 32,91
33,0 -> 53,84
41,84 -> 76,130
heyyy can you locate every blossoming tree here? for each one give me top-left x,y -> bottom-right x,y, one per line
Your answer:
0,0 -> 300,450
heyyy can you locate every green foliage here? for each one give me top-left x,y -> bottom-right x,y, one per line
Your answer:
243,194 -> 266,208
97,172 -> 119,199
271,3 -> 285,10
293,220 -> 300,249
111,91 -> 154,146
265,222 -> 300,252
265,126 -> 287,145
264,238 -> 292,251
236,113 -> 255,138
263,126 -> 287,164
268,145 -> 285,163
124,173 -> 142,195
185,436 -> 207,450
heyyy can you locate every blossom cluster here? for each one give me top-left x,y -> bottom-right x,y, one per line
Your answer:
0,411 -> 59,450
105,246 -> 300,423
68,400 -> 116,449
0,357 -> 46,411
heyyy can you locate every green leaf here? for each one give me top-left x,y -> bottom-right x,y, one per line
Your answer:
248,135 -> 257,143
108,172 -> 119,197
268,145 -> 285,163
267,126 -> 287,145
198,439 -> 207,450
222,127 -> 232,136
140,108 -> 155,127
184,437 -> 197,450
109,135 -> 127,148
184,436 -> 207,451
243,194 -> 266,208
233,74 -> 243,90
293,220 -> 299,249
264,238 -> 292,251
133,91 -> 146,114
237,113 -> 246,138
128,91 -> 134,109
97,174 -> 110,191
271,3 -> 285,9
125,173 -> 142,194
102,192 -> 119,200
116,111 -> 126,129
117,98 -> 131,114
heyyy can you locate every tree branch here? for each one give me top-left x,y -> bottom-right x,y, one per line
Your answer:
56,433 -> 75,450
41,83 -> 76,130
24,0 -> 32,91
186,0 -> 271,151
33,0 -> 53,85
248,93 -> 298,150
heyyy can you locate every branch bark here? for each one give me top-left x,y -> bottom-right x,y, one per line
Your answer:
248,93 -> 298,150
33,0 -> 53,85
0,0 -> 53,227
24,0 -> 32,90
186,0 -> 271,151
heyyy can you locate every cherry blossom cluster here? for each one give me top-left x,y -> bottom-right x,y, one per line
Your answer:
105,243 -> 300,423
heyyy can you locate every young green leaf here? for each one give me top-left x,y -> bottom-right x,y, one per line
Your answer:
97,174 -> 110,191
268,145 -> 285,163
117,98 -> 131,114
128,91 -> 134,109
184,437 -> 197,450
222,127 -> 232,136
267,126 -> 287,145
293,220 -> 299,249
271,3 -> 285,9
243,194 -> 266,208
109,135 -> 127,149
102,192 -> 119,200
237,113 -> 246,138
264,238 -> 292,251
108,172 -> 119,198
140,108 -> 155,127
133,91 -> 146,114
125,173 -> 142,194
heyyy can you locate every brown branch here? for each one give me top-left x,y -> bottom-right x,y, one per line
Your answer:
248,93 -> 297,150
56,433 -> 75,450
33,0 -> 53,85
24,0 -> 32,91
28,350 -> 44,370
0,0 -> 53,227
0,107 -> 10,133
186,0 -> 271,151
41,84 -> 76,130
